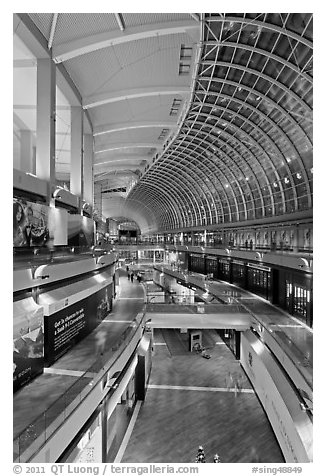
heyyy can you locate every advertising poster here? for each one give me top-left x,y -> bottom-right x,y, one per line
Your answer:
13,298 -> 44,392
13,198 -> 50,247
44,284 -> 112,365
68,214 -> 95,247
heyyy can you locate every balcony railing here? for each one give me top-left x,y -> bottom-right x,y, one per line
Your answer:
13,312 -> 144,463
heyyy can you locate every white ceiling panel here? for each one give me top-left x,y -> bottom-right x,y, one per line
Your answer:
94,127 -> 167,148
28,13 -> 53,41
50,13 -> 119,46
88,99 -> 133,126
64,47 -> 122,97
123,13 -> 192,28
127,95 -> 183,121
98,42 -> 191,92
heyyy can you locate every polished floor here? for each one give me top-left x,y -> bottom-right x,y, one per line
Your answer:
13,264 -> 298,462
120,327 -> 284,463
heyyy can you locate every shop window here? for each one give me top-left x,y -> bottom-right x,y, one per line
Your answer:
293,285 -> 307,321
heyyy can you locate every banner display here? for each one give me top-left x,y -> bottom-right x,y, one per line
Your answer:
13,198 -> 50,247
68,215 -> 95,247
13,298 -> 44,392
44,284 -> 113,365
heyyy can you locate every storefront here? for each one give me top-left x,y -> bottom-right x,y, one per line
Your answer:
189,254 -> 205,274
247,263 -> 271,300
206,256 -> 218,278
218,258 -> 231,281
219,328 -> 241,359
231,260 -> 247,288
278,270 -> 313,327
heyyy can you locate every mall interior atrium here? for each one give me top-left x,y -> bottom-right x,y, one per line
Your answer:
13,13 -> 313,465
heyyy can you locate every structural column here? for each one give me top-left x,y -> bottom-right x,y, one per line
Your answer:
292,225 -> 299,253
203,230 -> 207,247
36,58 -> 56,187
70,106 -> 83,200
83,133 -> 94,206
20,130 -> 35,174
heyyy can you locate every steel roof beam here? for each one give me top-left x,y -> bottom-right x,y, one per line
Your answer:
165,141 -> 241,220
84,86 -> 190,110
187,113 -> 293,210
141,158 -> 222,225
132,170 -> 201,227
114,13 -> 125,32
200,61 -> 311,113
52,20 -> 199,63
129,183 -> 183,228
165,145 -> 247,220
201,42 -> 312,84
172,125 -> 269,214
142,162 -> 216,225
48,13 -> 59,50
191,90 -> 311,207
94,143 -> 159,155
192,77 -> 312,146
138,171 -> 202,227
129,184 -> 183,227
93,121 -> 177,136
205,15 -> 312,49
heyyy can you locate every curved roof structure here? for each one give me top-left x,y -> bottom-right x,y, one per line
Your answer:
13,13 -> 313,234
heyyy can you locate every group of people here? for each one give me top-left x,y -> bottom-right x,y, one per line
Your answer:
195,445 -> 221,463
126,266 -> 142,283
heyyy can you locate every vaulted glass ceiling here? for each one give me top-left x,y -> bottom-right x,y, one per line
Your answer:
128,13 -> 313,231
15,13 -> 313,234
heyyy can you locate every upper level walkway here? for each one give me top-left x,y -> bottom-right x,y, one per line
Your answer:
153,265 -> 313,395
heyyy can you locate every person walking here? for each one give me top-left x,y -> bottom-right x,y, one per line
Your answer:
95,329 -> 107,356
130,272 -> 134,282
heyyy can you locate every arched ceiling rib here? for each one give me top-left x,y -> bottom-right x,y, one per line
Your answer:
129,13 -> 313,231
83,86 -> 190,110
52,19 -> 199,63
18,13 -> 313,232
93,121 -> 177,136
19,13 -> 199,194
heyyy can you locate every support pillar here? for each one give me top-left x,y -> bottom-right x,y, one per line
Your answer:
70,106 -> 83,201
36,58 -> 56,189
203,230 -> 207,247
235,331 -> 241,360
20,130 -> 35,174
83,133 -> 93,206
292,225 -> 299,253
